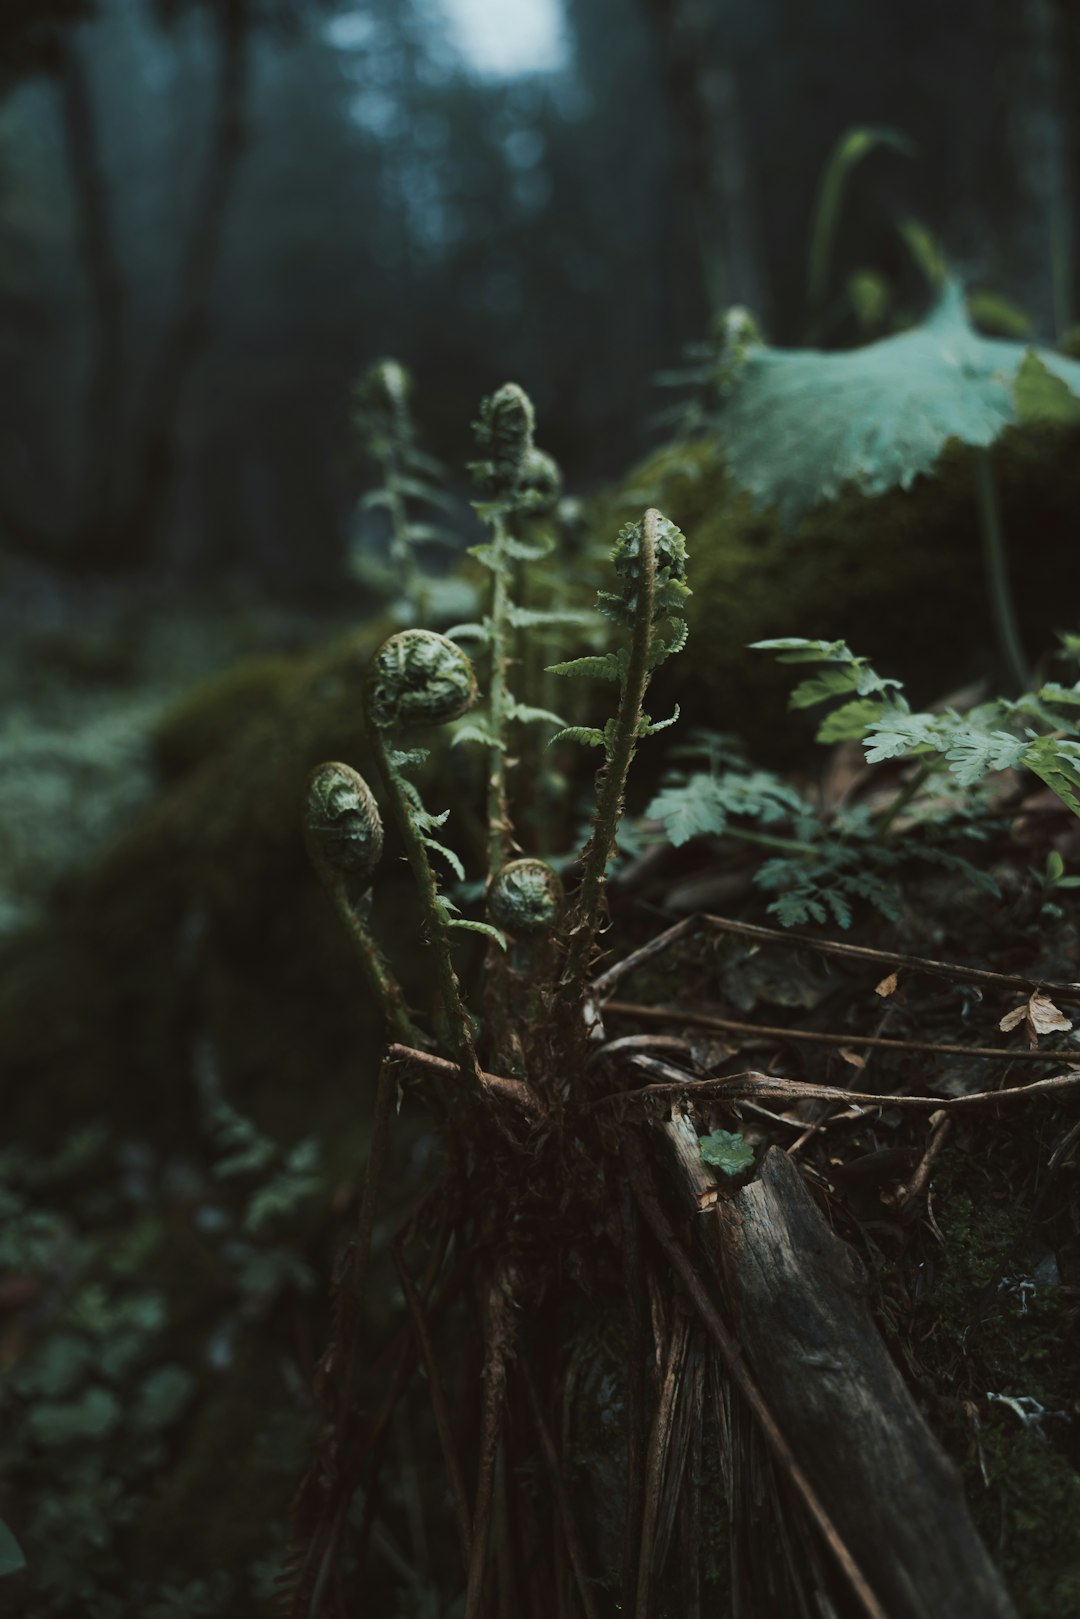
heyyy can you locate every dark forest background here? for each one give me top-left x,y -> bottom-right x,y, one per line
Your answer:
1,0 -> 1078,589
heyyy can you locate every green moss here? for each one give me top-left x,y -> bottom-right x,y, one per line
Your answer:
593,424 -> 1080,762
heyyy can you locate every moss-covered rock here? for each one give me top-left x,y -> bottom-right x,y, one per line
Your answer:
592,423 -> 1080,761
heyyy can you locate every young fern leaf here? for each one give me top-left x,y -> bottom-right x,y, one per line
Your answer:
302,763 -> 423,1046
555,507 -> 690,1000
363,630 -> 482,1075
468,383 -> 566,880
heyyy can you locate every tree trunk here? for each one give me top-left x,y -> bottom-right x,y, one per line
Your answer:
104,0 -> 250,569
641,0 -> 771,324
56,33 -> 129,560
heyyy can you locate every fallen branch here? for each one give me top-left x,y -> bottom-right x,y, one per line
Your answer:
386,1042 -> 541,1115
596,1052 -> 1080,1114
699,913 -> 1080,1002
604,998 -> 1076,1062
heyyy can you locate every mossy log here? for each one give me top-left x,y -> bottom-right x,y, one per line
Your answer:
659,1121 -> 1018,1619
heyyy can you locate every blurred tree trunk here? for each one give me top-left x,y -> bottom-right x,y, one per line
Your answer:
997,0 -> 1073,338
98,0 -> 250,569
641,0 -> 771,326
56,33 -> 128,557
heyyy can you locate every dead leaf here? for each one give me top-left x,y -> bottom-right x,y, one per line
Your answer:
999,991 -> 1072,1049
875,971 -> 899,998
1027,992 -> 1073,1037
839,1046 -> 867,1069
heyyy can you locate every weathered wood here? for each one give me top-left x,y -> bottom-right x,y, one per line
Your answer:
663,1126 -> 1017,1619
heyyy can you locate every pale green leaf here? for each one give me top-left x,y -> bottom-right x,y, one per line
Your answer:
722,283 -> 1080,528
699,1130 -> 756,1176
547,725 -> 606,749
547,654 -> 624,682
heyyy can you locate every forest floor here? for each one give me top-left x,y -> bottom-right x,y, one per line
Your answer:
0,553 -> 1078,1617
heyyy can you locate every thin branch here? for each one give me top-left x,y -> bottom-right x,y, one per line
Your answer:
698,913 -> 1080,1002
386,1042 -> 540,1116
596,1052 -> 1080,1115
603,998 -> 1077,1063
591,914 -> 701,996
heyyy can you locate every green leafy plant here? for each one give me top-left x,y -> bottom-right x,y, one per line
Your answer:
645,633 -> 1080,929
685,281 -> 1080,692
350,359 -> 469,626
0,1108 -> 318,1616
698,1130 -> 755,1177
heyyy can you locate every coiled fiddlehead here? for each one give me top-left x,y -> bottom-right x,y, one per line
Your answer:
303,762 -> 422,1047
488,858 -> 563,937
363,630 -> 491,1076
367,628 -> 479,730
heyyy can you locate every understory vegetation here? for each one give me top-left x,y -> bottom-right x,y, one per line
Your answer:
2,298 -> 1080,1619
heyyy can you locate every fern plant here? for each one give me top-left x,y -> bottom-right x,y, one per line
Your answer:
667,281 -> 1080,692
646,632 -> 1080,931
350,359 -> 467,626
288,385 -> 692,1615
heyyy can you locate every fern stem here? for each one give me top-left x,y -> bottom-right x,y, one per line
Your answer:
974,449 -> 1030,693
328,884 -> 426,1046
722,825 -> 821,857
485,510 -> 513,878
562,509 -> 659,990
367,724 -> 479,1078
383,456 -> 420,617
873,760 -> 934,840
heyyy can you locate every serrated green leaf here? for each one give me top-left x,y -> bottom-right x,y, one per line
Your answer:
421,837 -> 466,880
722,283 -> 1080,528
448,918 -> 507,949
944,727 -> 1026,786
507,605 -> 598,629
547,725 -> 607,749
507,700 -> 565,728
1037,681 -> 1080,707
547,654 -> 624,682
642,705 -> 680,736
1024,736 -> 1080,819
816,698 -> 887,742
452,720 -> 504,750
446,621 -> 490,642
699,1130 -> 756,1176
647,776 -> 729,846
789,667 -> 862,709
396,477 -> 458,511
751,637 -> 855,663
360,488 -> 394,511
